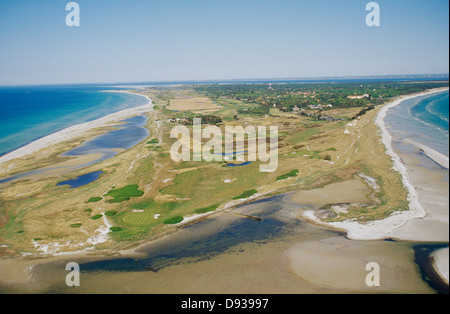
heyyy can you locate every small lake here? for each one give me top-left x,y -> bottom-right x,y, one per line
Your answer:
56,171 -> 103,188
227,161 -> 252,167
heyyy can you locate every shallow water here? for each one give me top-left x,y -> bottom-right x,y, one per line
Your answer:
62,115 -> 148,164
8,193 -> 442,294
0,115 -> 148,185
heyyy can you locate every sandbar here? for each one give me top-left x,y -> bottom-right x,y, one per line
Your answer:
432,247 -> 449,285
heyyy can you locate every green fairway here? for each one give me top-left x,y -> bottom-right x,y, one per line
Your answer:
163,216 -> 184,224
104,185 -> 144,203
87,197 -> 103,203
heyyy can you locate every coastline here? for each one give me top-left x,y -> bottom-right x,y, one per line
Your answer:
1,88 -> 448,291
0,91 -> 152,167
302,88 -> 449,241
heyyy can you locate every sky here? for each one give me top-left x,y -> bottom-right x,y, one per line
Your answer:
0,0 -> 448,85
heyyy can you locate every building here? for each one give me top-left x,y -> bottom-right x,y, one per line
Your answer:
347,94 -> 369,100
180,117 -> 190,125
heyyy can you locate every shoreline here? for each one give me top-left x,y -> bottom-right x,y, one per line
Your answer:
0,91 -> 152,167
432,247 -> 450,286
302,88 -> 449,241
403,138 -> 449,170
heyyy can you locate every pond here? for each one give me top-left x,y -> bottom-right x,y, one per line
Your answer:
56,171 -> 103,188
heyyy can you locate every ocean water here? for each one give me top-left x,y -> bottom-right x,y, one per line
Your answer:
385,91 -> 449,158
0,85 -> 149,157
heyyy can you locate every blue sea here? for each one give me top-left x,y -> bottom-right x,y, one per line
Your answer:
0,85 -> 149,157
385,91 -> 449,159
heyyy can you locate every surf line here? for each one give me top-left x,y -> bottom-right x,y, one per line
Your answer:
170,118 -> 278,172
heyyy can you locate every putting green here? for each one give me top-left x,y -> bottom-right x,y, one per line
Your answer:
121,211 -> 155,226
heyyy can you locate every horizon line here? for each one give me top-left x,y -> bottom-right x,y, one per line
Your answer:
1,73 -> 449,88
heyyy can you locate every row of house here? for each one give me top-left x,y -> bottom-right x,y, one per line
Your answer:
347,94 -> 370,100
168,117 -> 190,125
307,104 -> 333,110
299,111 -> 343,122
317,115 -> 344,122
276,104 -> 334,112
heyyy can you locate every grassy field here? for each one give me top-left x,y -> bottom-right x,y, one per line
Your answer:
165,90 -> 222,114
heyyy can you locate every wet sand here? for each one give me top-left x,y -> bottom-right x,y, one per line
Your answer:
287,236 -> 434,293
432,248 -> 449,285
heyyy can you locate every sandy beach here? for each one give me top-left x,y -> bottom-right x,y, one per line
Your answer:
0,92 -> 152,167
432,248 -> 449,285
302,88 -> 449,241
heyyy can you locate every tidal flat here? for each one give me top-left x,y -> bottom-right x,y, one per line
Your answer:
0,192 -> 438,294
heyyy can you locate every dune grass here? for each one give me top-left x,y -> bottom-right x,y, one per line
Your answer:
276,169 -> 299,181
163,216 -> 184,224
194,204 -> 219,214
147,139 -> 159,144
232,189 -> 258,200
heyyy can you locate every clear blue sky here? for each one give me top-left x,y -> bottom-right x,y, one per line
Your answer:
0,0 -> 448,85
